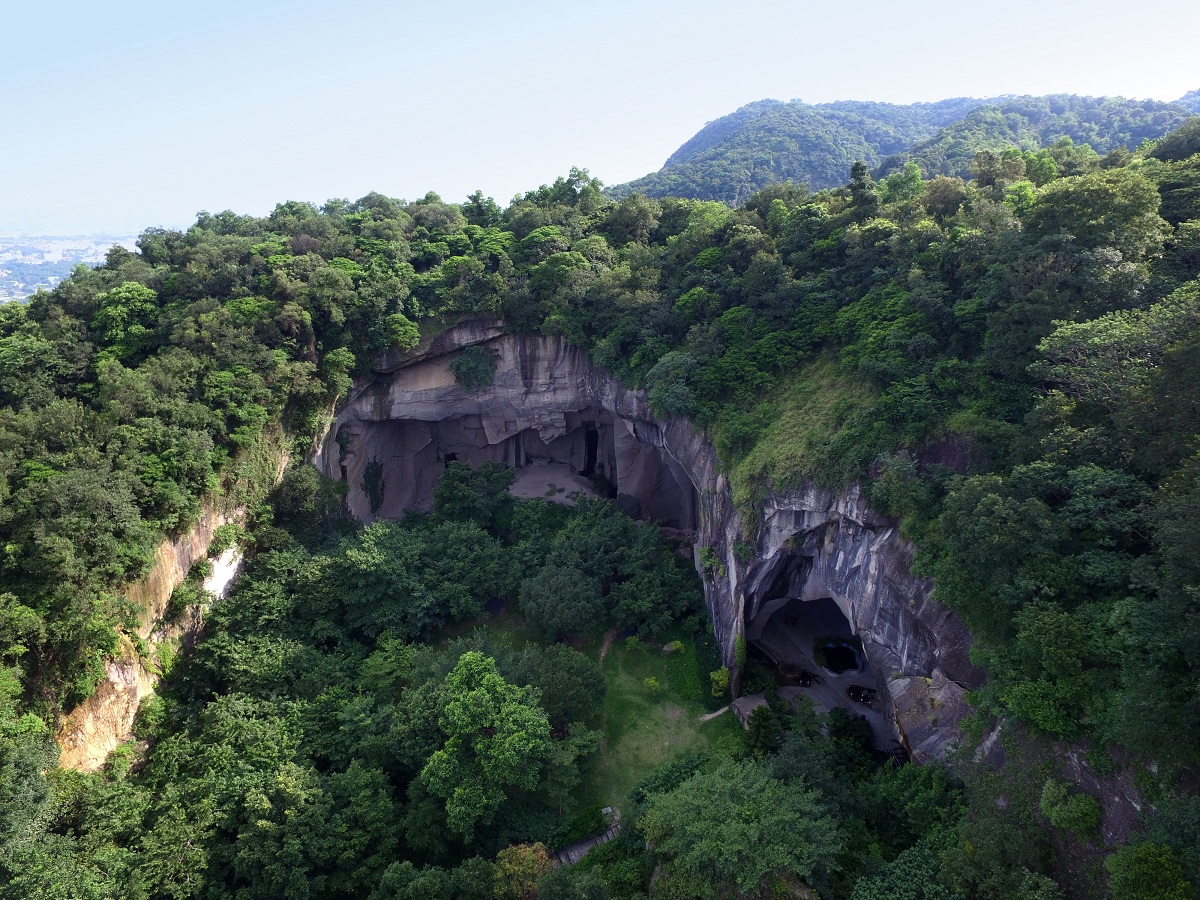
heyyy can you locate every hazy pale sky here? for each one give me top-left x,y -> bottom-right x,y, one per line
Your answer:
3,0 -> 1198,235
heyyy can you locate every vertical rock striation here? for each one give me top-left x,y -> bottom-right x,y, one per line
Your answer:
56,505 -> 244,772
319,322 -> 983,760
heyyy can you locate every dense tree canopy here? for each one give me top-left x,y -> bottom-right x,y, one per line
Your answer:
612,93 -> 1192,204
1,104 -> 1199,898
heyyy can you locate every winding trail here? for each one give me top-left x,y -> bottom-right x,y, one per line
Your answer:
598,627 -> 620,663
698,705 -> 729,722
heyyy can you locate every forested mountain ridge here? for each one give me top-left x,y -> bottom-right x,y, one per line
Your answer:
611,92 -> 1195,204
1177,88 -> 1200,113
1,108 -> 1200,897
660,97 -> 985,170
610,96 -> 989,204
878,94 -> 1194,179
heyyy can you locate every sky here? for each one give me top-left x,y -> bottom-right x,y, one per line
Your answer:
3,0 -> 1198,235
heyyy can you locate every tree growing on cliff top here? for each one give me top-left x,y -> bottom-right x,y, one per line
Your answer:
449,345 -> 497,393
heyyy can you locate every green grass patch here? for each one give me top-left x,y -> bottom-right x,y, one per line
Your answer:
430,609 -> 736,819
578,631 -> 742,813
725,356 -> 881,512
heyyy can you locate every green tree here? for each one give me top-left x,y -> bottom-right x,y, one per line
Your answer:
419,653 -> 552,840
1022,168 -> 1167,262
493,842 -> 554,900
526,643 -> 605,730
850,831 -> 954,900
1035,278 -> 1200,416
536,865 -> 608,900
881,161 -> 925,204
449,346 -> 498,392
1105,843 -> 1196,900
518,567 -> 604,641
433,460 -> 515,531
91,281 -> 159,362
1039,778 -> 1101,840
640,758 -> 841,897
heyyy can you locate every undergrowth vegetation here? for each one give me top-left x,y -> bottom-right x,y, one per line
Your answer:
1,111 -> 1200,896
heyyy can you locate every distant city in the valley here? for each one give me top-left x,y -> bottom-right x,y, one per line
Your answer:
0,235 -> 138,303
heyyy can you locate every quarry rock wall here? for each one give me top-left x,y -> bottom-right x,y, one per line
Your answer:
318,321 -> 982,760
56,504 -> 244,772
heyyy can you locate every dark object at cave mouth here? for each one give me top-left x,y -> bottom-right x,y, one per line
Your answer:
582,428 -> 598,476
777,662 -> 818,687
820,642 -> 860,674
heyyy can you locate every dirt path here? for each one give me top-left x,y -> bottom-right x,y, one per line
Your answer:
698,705 -> 729,722
598,627 -> 620,663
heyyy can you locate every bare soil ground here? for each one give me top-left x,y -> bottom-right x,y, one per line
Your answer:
507,461 -> 597,505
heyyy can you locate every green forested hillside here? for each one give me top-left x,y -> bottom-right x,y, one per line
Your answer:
2,110 -> 1200,897
1177,88 -> 1200,113
610,96 -> 985,203
611,93 -> 1194,204
878,95 -> 1192,179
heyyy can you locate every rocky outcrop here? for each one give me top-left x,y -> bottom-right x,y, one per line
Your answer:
56,654 -> 158,773
319,321 -> 983,761
56,508 -> 244,772
122,503 -> 241,641
314,324 -> 699,529
706,483 -> 983,759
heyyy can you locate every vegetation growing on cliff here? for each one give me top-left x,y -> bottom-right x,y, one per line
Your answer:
0,465 -> 713,896
0,462 -> 997,899
1,103 -> 1199,897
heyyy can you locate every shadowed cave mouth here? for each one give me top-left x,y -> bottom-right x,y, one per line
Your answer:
349,406 -> 699,529
750,596 -> 863,679
748,589 -> 903,758
816,641 -> 861,675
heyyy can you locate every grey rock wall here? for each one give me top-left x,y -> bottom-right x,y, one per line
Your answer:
314,324 -> 698,528
317,322 -> 981,760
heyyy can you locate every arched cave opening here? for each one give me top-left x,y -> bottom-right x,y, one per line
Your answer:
745,560 -> 904,756
750,596 -> 861,680
342,407 -> 699,531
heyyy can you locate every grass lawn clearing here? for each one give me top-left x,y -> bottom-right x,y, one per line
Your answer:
578,631 -> 743,813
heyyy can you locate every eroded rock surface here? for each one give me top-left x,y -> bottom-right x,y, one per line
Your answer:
56,506 -> 244,771
712,484 -> 983,759
318,322 -> 982,761
314,325 -> 699,529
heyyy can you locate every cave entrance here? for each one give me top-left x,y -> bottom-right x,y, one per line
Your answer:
746,594 -> 897,753
818,641 -> 861,675
582,428 -> 598,477
750,596 -> 859,678
351,407 -> 699,531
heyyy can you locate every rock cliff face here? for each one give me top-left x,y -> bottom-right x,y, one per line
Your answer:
721,485 -> 982,760
56,507 -> 244,772
318,321 -> 983,761
314,319 -> 699,529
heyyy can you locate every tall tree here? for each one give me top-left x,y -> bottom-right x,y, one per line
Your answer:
419,653 -> 552,840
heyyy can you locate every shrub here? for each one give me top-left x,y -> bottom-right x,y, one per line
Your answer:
449,345 -> 497,392
1040,778 -> 1102,840
710,666 -> 730,698
1105,842 -> 1196,900
210,522 -> 245,555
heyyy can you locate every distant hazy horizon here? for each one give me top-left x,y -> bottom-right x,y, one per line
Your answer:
5,0 -> 1198,235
